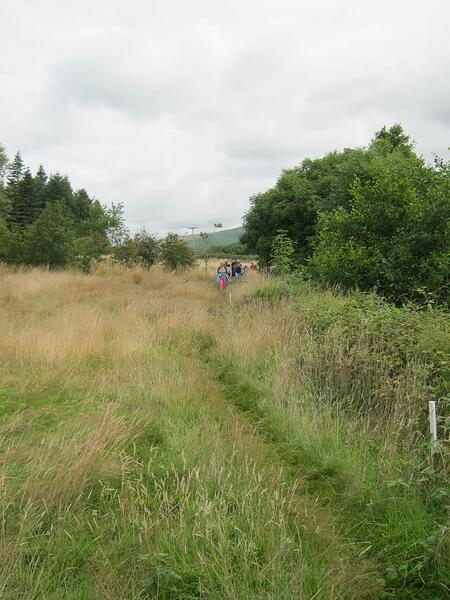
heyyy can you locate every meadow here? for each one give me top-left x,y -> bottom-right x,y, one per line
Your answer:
0,266 -> 448,599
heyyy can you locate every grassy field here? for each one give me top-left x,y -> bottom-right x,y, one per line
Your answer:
0,266 -> 448,599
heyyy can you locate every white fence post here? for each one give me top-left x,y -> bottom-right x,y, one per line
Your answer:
429,401 -> 438,457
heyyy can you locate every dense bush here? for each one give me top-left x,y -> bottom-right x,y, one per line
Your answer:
160,233 -> 197,271
242,125 -> 450,306
209,241 -> 249,257
112,229 -> 160,269
308,154 -> 450,305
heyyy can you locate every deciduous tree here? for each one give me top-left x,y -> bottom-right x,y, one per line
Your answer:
160,233 -> 197,271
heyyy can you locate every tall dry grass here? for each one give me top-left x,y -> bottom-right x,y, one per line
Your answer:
0,267 -> 375,599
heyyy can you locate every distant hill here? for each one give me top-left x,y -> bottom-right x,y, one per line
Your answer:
183,226 -> 244,248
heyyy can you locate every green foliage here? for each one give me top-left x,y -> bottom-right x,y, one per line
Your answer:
308,153 -> 450,305
14,169 -> 36,226
44,173 -> 73,207
373,123 -> 414,154
33,165 -> 48,213
105,202 -> 127,246
160,233 -> 197,271
113,228 -> 160,269
241,144 -> 373,264
242,124 -> 449,306
0,146 -> 125,270
0,189 -> 11,222
5,151 -> 25,226
270,230 -> 294,275
133,229 -> 160,268
112,234 -> 138,267
23,202 -> 75,267
242,172 -> 317,266
209,241 -> 250,256
72,233 -> 108,273
0,218 -> 12,262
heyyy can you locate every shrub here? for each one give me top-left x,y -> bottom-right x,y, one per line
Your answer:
307,154 -> 450,306
270,230 -> 295,276
160,233 -> 197,271
112,228 -> 160,269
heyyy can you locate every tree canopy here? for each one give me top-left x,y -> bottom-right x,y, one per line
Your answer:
242,125 -> 449,306
0,149 -> 123,270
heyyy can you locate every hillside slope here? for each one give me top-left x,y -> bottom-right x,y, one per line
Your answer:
183,226 -> 243,248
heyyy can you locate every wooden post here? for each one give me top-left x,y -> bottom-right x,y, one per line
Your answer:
429,401 -> 438,457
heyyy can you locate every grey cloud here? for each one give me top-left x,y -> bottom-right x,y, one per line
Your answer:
220,137 -> 299,161
48,34 -> 218,119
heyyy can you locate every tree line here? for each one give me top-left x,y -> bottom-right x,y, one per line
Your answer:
0,147 -> 197,272
241,125 -> 449,306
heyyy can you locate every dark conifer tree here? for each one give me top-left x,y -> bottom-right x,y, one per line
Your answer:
6,151 -> 24,190
33,165 -> 48,217
13,169 -> 36,227
45,173 -> 73,207
5,152 -> 24,226
72,188 -> 92,223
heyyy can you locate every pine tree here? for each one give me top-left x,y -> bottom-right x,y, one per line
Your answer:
45,173 -> 73,206
33,165 -> 48,217
72,188 -> 92,222
13,169 -> 36,227
5,152 -> 24,226
6,151 -> 24,192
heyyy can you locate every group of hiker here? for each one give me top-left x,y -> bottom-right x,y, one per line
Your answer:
216,260 -> 256,290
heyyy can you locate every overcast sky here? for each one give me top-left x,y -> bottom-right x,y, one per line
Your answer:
1,0 -> 449,235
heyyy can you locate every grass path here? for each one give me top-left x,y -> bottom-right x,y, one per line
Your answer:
192,290 -> 381,599
198,352 -> 380,600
